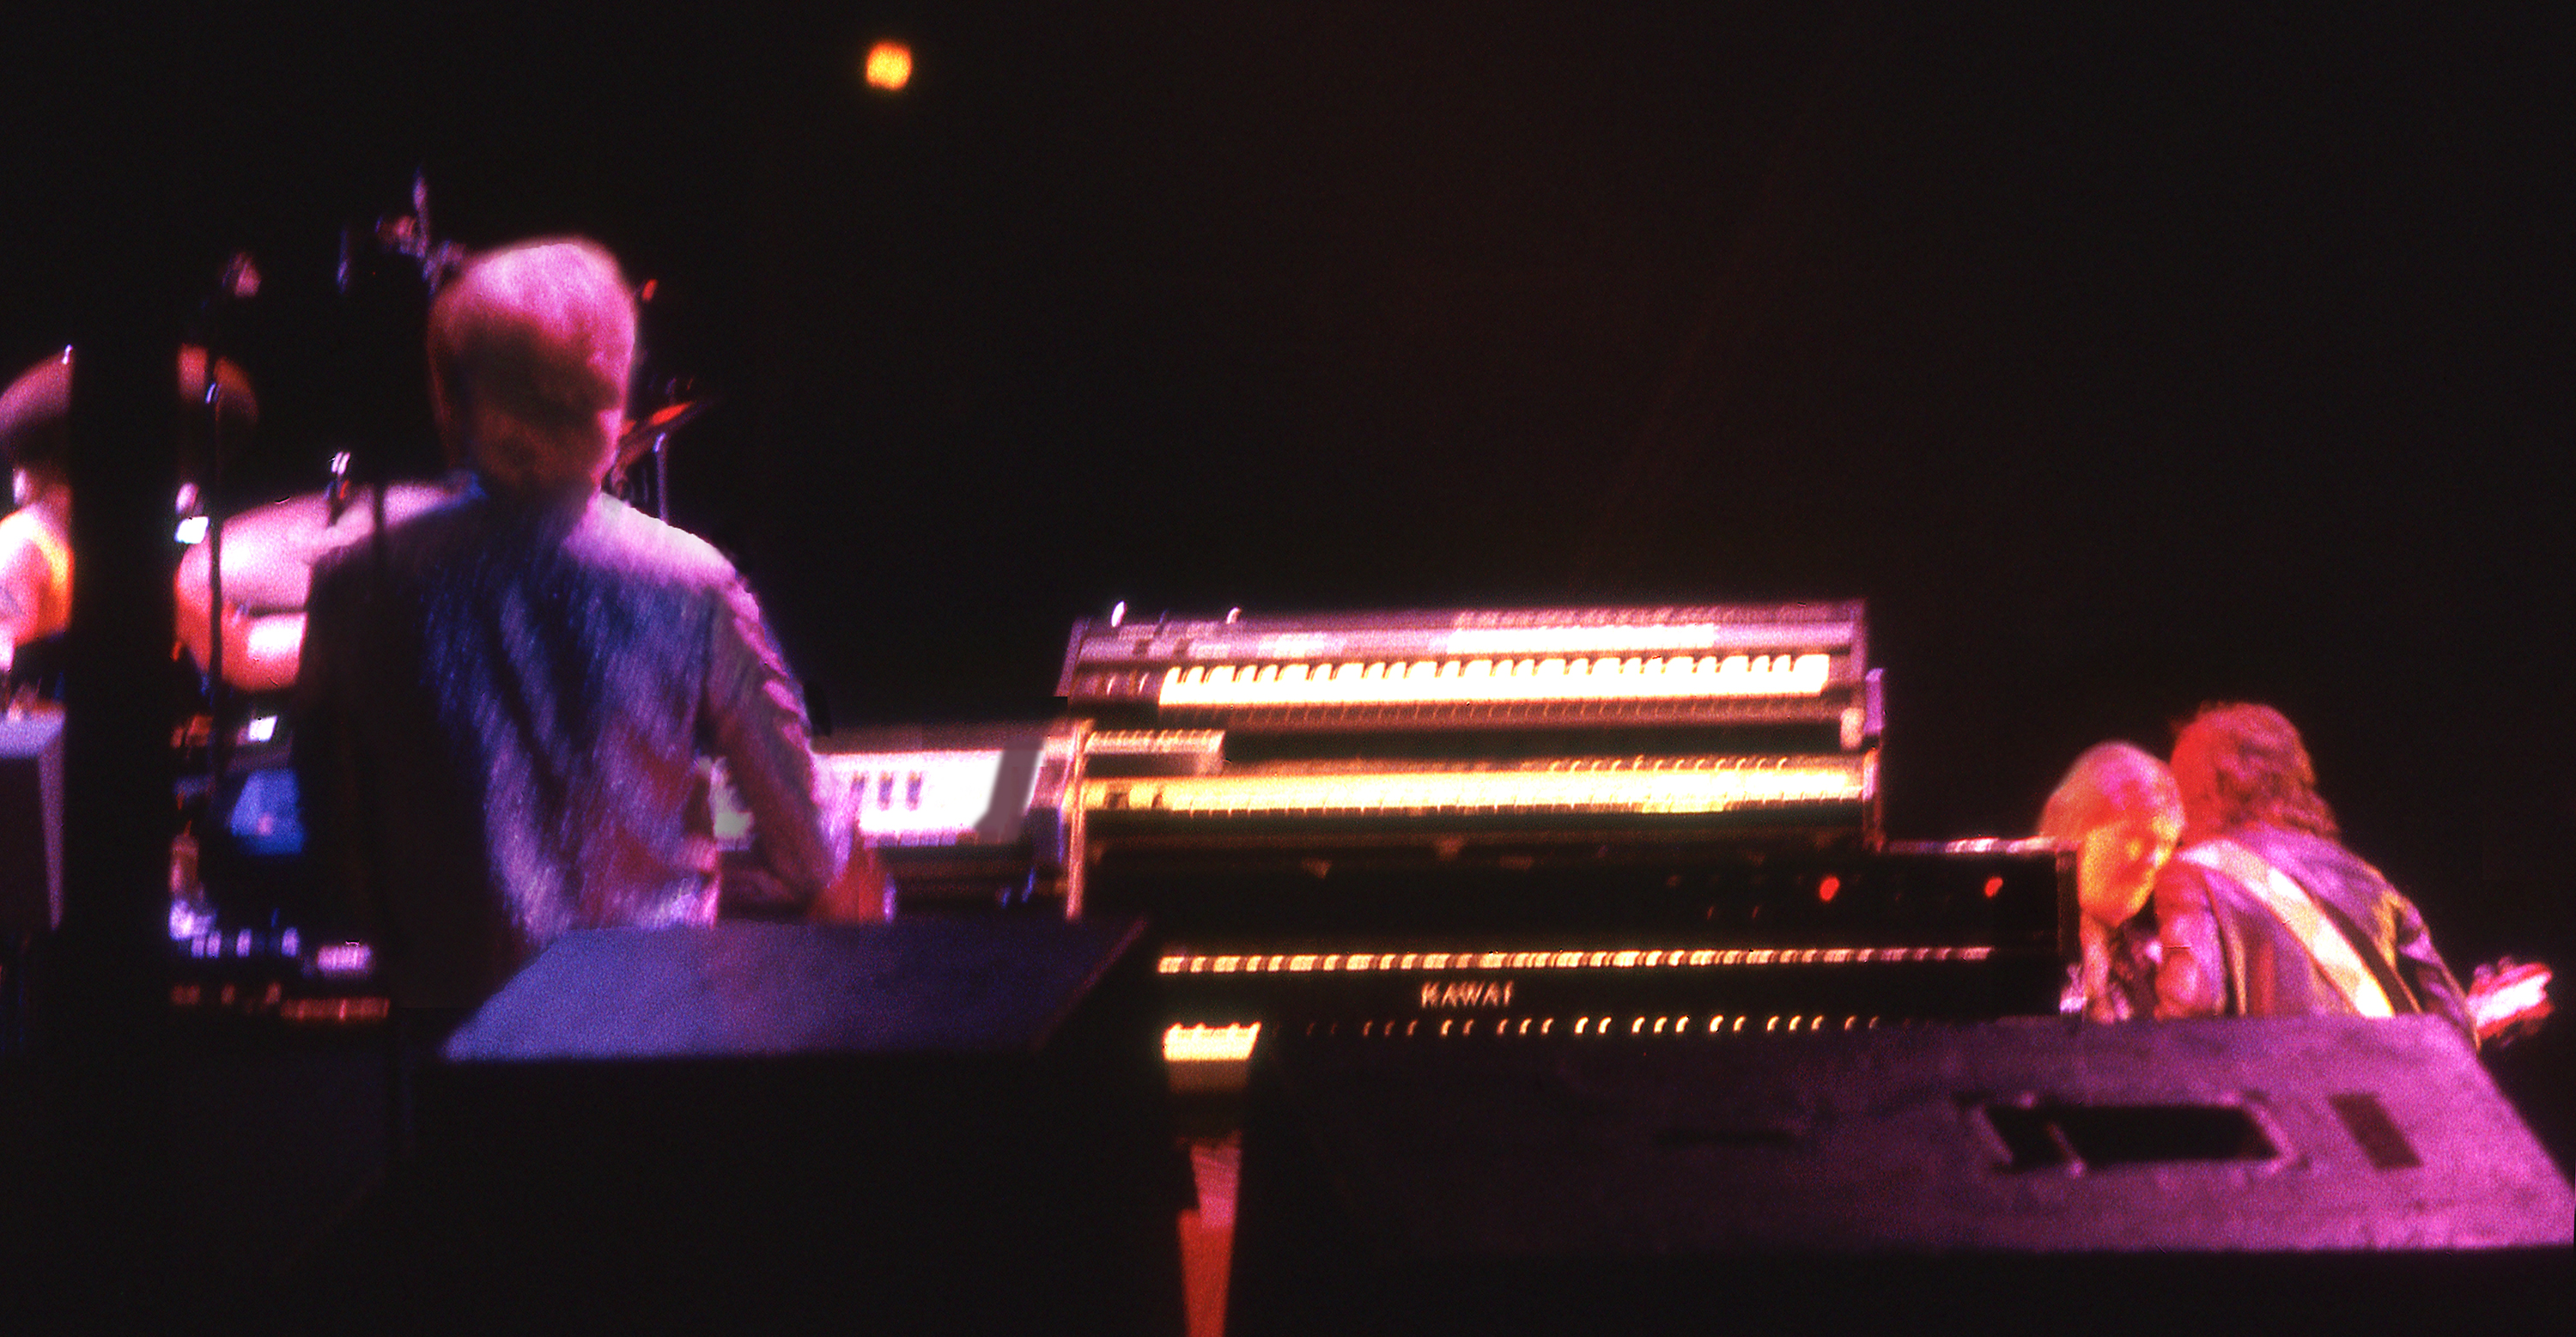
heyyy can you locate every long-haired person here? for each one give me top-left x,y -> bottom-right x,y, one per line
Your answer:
2152,703 -> 2473,1046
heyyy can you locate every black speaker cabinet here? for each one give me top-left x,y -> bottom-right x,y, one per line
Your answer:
0,709 -> 64,934
307,918 -> 1182,1335
1230,1015 -> 2572,1335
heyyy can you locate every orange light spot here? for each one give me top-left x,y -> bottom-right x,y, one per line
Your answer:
1163,1023 -> 1259,1063
865,41 -> 913,91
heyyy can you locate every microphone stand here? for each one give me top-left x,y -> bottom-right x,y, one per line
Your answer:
196,252 -> 258,819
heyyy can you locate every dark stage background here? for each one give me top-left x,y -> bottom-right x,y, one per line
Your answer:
6,5 -> 2567,1131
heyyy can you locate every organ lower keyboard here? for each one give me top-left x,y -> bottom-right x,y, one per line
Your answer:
1081,748 -> 1871,823
1122,841 -> 2071,1040
1051,603 -> 2072,1042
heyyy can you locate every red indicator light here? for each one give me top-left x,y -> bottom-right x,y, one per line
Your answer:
1816,875 -> 1840,903
1983,876 -> 2004,899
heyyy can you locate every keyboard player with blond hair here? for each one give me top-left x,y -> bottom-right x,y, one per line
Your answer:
294,237 -> 873,1017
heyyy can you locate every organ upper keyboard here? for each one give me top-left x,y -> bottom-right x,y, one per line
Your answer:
1150,649 -> 1832,708
1061,602 -> 1883,844
1061,602 -> 1875,742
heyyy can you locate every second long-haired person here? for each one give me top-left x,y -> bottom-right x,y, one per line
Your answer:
2152,703 -> 2475,1046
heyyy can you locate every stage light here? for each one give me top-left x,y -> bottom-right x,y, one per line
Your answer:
864,40 -> 913,91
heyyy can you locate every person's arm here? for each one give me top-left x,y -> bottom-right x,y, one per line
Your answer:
2152,860 -> 2230,1019
811,838 -> 890,924
701,577 -> 849,912
2389,896 -> 2478,1048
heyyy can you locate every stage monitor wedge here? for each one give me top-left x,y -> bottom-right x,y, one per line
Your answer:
1230,1014 -> 2573,1335
308,919 -> 1184,1336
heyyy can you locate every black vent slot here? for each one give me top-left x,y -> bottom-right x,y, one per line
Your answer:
1981,1100 -> 2278,1171
2327,1091 -> 2422,1170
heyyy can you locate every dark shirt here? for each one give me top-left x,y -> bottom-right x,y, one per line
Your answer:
2153,823 -> 2474,1048
295,484 -> 840,1008
2086,912 -> 2161,1022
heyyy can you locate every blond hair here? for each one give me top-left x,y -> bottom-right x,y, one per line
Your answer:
428,239 -> 635,495
2038,741 -> 2182,844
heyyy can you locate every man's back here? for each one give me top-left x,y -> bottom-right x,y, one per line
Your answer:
2154,823 -> 2473,1044
296,485 -> 835,1008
